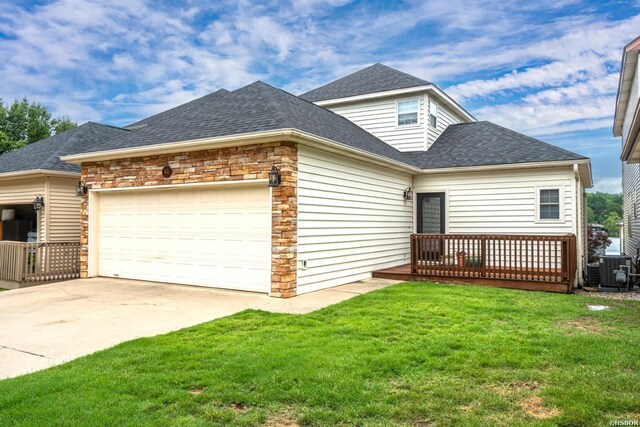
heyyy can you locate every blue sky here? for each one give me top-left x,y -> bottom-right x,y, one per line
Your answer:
1,0 -> 638,192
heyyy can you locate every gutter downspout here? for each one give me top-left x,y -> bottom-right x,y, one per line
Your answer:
573,164 -> 583,287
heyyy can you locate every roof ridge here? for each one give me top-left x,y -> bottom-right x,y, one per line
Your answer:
124,88 -> 230,129
86,121 -> 129,131
249,81 -> 292,129
378,63 -> 429,85
39,125 -> 88,170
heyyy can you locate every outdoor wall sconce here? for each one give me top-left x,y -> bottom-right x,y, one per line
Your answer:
76,181 -> 88,197
32,194 -> 45,212
403,187 -> 413,201
269,165 -> 282,187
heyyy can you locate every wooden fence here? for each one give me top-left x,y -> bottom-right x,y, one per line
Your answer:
0,241 -> 81,286
410,234 -> 577,284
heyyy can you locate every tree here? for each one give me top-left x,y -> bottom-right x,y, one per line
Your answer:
52,116 -> 77,134
586,206 -> 596,224
587,192 -> 622,225
588,230 -> 612,263
603,212 -> 622,237
0,98 -> 77,155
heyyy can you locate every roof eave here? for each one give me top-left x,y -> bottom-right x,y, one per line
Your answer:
60,129 -> 420,173
613,36 -> 640,136
415,158 -> 591,175
313,85 -> 476,123
0,169 -> 80,182
580,162 -> 594,189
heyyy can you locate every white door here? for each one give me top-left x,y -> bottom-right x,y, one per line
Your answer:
96,185 -> 271,292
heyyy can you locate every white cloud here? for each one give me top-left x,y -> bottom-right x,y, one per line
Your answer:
590,177 -> 622,194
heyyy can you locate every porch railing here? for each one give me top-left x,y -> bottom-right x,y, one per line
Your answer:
0,241 -> 81,285
410,234 -> 577,284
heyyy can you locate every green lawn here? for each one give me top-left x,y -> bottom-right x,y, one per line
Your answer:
1,282 -> 639,426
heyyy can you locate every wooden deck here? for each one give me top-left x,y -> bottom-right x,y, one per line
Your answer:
373,264 -> 572,293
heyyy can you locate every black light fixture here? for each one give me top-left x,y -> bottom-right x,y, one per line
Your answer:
269,165 -> 281,187
403,187 -> 413,201
32,194 -> 44,212
75,181 -> 88,197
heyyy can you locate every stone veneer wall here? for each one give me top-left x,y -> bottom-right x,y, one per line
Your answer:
79,142 -> 298,298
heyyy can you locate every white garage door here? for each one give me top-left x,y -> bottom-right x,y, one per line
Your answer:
96,185 -> 271,292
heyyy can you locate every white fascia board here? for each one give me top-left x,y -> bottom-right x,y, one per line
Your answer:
580,162 -> 594,189
428,85 -> 476,123
60,128 -> 420,174
313,85 -> 476,123
415,159 -> 591,175
614,36 -> 640,136
61,130 -> 293,163
0,169 -> 80,181
313,86 -> 433,106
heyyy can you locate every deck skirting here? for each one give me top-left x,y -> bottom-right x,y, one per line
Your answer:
373,264 -> 572,293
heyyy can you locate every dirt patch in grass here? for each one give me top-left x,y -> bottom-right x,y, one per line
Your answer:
521,395 -> 561,419
557,316 -> 606,334
187,388 -> 204,395
229,403 -> 249,414
265,408 -> 299,427
489,381 -> 539,397
412,419 -> 435,426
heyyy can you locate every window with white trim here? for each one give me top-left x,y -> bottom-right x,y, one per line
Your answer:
539,189 -> 560,220
397,98 -> 419,126
429,100 -> 437,128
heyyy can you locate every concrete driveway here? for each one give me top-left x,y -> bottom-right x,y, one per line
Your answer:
0,277 -> 398,379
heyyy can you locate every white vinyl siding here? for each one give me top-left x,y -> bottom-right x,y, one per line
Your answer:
0,178 -> 44,205
0,177 -> 45,242
426,98 -> 464,149
623,161 -> 640,256
297,146 -> 413,293
622,65 -> 640,257
47,177 -> 82,242
413,167 -> 576,234
328,96 -> 426,152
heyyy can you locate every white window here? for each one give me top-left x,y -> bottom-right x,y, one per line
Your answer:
539,188 -> 561,220
429,100 -> 437,128
397,98 -> 419,126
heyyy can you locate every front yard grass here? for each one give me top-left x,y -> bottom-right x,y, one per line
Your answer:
1,282 -> 639,426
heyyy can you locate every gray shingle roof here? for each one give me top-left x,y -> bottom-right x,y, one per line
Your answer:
80,81 -> 410,165
402,121 -> 588,169
125,89 -> 230,129
299,63 -> 431,103
0,122 -> 128,175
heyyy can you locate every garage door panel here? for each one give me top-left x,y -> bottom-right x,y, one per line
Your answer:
97,185 -> 271,292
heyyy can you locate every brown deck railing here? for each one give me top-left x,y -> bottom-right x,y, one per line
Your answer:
410,234 -> 577,284
0,241 -> 81,285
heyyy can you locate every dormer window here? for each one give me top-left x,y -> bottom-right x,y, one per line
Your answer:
397,98 -> 419,126
429,100 -> 438,128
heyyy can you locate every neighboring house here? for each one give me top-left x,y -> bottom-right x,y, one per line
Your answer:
615,35 -> 640,258
58,64 -> 592,297
0,122 -> 128,242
